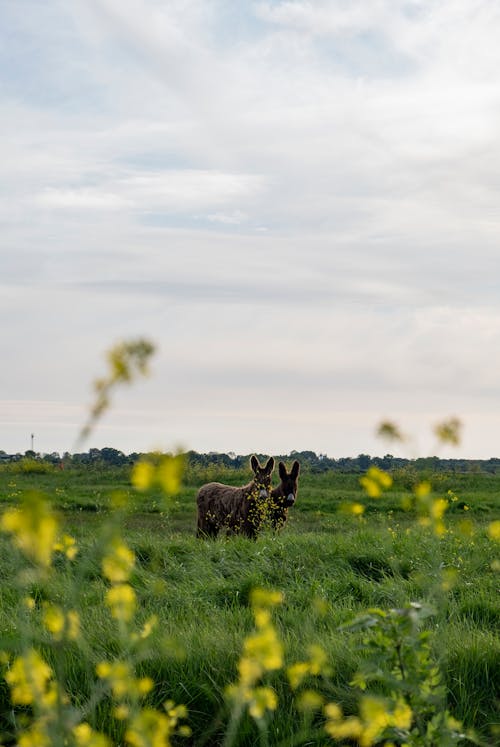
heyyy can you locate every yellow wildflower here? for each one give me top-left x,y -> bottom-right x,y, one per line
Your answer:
1,493 -> 59,568
238,656 -> 262,686
415,481 -> 431,499
324,701 -> 363,742
5,649 -> 56,707
488,520 -> 500,541
248,686 -> 278,719
138,677 -> 154,696
243,625 -> 283,671
125,708 -> 171,747
102,539 -> 135,583
43,604 -> 65,639
18,723 -> 50,747
53,534 -> 78,560
345,502 -> 365,516
73,723 -> 111,747
360,466 -> 393,499
157,455 -> 184,495
295,690 -> 324,712
307,644 -> 329,675
431,498 -> 448,520
134,615 -> 158,641
250,588 -> 283,609
106,583 -> 137,622
287,661 -> 310,689
131,461 -> 155,492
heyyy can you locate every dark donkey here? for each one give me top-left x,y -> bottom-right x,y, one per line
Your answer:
196,455 -> 275,539
268,460 -> 300,531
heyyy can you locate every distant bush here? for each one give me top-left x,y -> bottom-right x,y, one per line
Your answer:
0,458 -> 55,475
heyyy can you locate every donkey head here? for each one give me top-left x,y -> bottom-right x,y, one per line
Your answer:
250,455 -> 275,499
277,460 -> 300,507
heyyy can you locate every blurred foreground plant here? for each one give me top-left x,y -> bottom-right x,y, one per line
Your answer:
77,339 -> 155,446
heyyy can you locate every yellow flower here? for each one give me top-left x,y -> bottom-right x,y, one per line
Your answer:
96,661 -> 132,699
287,662 -> 310,689
157,455 -> 184,496
488,520 -> 500,541
125,708 -> 172,747
248,686 -> 278,719
105,584 -> 137,622
243,626 -> 283,671
307,644 -> 329,675
102,539 -> 135,583
5,649 -> 55,707
431,498 -> 448,520
1,493 -> 59,568
135,615 -> 158,640
324,701 -> 363,742
73,723 -> 111,747
67,610 -> 81,640
114,704 -> 130,720
138,677 -> 154,696
131,461 -> 155,492
250,588 -> 283,610
18,724 -> 50,747
360,477 -> 381,498
238,656 -> 262,686
359,696 -> 412,746
360,467 -> 393,498
414,481 -> 431,499
42,604 -> 65,639
131,454 -> 184,496
324,702 -> 342,721
164,701 -> 188,727
53,534 -> 78,560
254,608 -> 271,628
295,690 -> 324,712
42,605 -> 80,642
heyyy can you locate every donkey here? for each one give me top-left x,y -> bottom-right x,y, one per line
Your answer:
268,460 -> 300,531
196,455 -> 275,539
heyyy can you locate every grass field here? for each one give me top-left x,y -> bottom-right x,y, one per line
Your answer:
0,462 -> 498,746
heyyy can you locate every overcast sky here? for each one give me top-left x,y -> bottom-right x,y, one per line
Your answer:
2,0 -> 500,459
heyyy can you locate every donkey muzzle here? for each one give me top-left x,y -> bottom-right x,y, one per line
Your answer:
259,488 -> 269,499
286,493 -> 295,506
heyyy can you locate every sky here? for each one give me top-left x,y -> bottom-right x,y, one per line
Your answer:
2,0 -> 500,460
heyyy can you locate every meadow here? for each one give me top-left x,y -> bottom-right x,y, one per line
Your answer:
0,461 -> 498,746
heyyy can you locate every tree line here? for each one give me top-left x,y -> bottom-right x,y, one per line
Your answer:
2,447 -> 500,474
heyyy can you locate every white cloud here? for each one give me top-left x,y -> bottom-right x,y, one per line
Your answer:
1,0 -> 500,456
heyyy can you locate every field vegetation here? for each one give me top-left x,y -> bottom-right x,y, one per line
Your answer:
0,459 -> 498,746
0,340 -> 498,746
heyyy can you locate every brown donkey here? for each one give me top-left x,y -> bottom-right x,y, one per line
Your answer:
196,455 -> 275,539
268,460 -> 300,531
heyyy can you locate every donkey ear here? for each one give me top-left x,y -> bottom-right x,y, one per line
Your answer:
279,461 -> 287,480
265,456 -> 275,473
250,455 -> 260,472
291,460 -> 300,478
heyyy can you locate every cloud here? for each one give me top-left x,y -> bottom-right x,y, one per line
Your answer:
1,1 -> 500,456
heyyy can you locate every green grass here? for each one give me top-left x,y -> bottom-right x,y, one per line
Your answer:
0,465 -> 498,745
